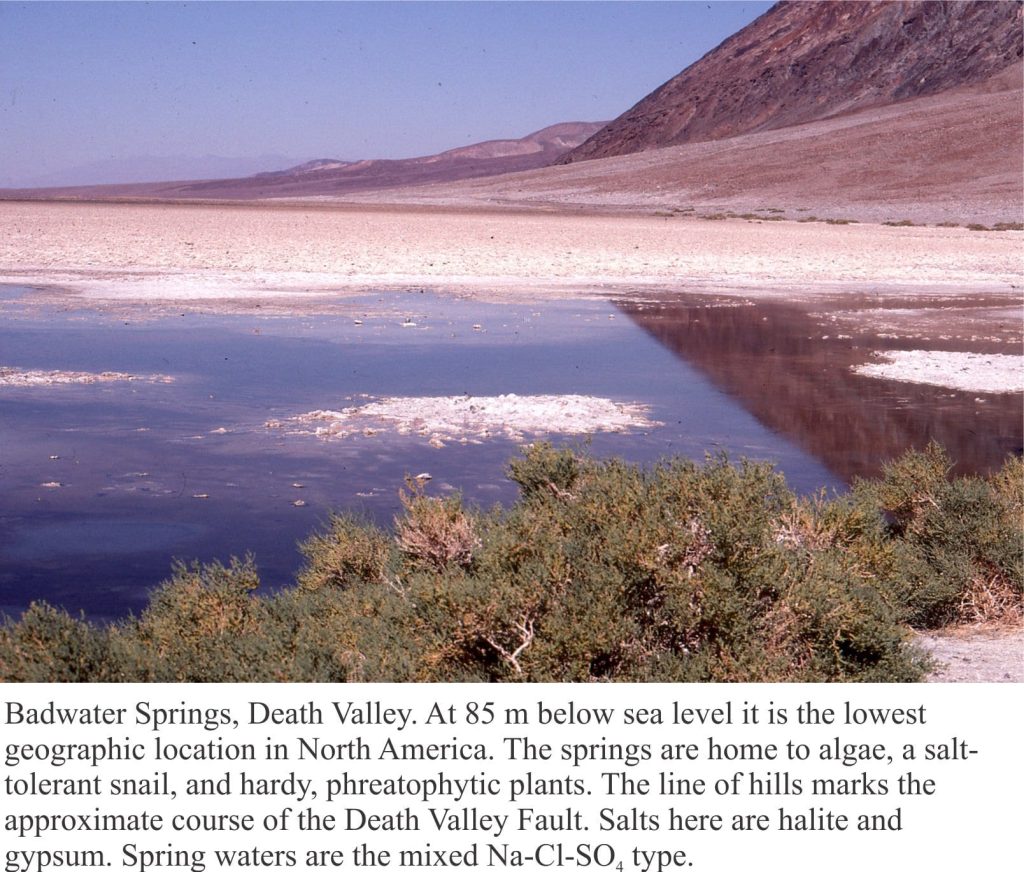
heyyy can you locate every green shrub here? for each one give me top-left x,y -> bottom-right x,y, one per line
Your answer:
298,514 -> 392,590
854,445 -> 1024,627
110,557 -> 356,682
0,603 -> 114,682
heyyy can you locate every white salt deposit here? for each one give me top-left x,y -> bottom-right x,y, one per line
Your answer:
0,367 -> 174,388
274,393 -> 659,445
852,350 -> 1023,393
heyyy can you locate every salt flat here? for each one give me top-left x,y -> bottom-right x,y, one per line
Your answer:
1,201 -> 1020,394
1,200 -> 1020,305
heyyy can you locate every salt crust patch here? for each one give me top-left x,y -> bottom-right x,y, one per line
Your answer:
274,394 -> 659,445
0,367 -> 173,388
852,351 -> 1023,393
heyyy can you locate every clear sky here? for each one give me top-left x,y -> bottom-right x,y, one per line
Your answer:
0,1 -> 772,185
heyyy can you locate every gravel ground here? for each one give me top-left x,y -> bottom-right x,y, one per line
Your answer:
917,627 -> 1024,682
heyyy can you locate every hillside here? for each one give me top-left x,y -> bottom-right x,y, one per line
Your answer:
329,71 -> 1023,226
562,0 -> 1023,163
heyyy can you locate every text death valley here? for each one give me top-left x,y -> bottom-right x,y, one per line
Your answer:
249,701 -> 413,730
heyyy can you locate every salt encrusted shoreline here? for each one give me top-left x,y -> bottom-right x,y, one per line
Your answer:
852,350 -> 1023,394
2,202 -> 1021,311
0,367 -> 173,387
270,394 -> 660,446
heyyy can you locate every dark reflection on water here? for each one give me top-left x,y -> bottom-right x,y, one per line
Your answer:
616,295 -> 1023,482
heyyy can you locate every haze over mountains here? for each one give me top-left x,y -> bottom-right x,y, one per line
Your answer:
4,0 -> 1021,222
1,123 -> 604,201
11,154 -> 304,189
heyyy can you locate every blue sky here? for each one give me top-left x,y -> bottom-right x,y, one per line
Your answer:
0,1 -> 771,185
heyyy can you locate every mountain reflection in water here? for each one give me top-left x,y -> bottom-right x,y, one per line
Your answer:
616,297 -> 1022,482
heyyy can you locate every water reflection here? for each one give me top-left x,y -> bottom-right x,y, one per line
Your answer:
1,290 -> 843,618
616,295 -> 1022,481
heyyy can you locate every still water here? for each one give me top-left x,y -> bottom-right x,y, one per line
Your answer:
1,288 -> 1018,618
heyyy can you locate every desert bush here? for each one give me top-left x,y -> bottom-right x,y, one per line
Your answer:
365,448 -> 922,682
0,603 -> 115,682
854,445 -> 1024,627
508,441 -> 582,498
298,513 -> 393,591
110,557 -> 358,681
395,481 -> 480,571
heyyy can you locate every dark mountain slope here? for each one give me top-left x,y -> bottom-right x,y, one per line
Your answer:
561,0 -> 1023,163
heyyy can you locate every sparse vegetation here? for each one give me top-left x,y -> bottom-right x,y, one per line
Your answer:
1,444 -> 1019,683
825,217 -> 858,225
883,219 -> 917,227
699,212 -> 729,220
797,216 -> 821,223
967,221 -> 1023,231
935,221 -> 961,228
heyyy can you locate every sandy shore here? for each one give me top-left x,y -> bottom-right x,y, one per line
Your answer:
918,627 -> 1024,682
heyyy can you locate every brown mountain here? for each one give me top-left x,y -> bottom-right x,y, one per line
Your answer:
2,122 -> 604,201
561,0 -> 1023,163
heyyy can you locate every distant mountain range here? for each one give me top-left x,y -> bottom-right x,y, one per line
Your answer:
1,123 -> 604,200
561,0 -> 1023,163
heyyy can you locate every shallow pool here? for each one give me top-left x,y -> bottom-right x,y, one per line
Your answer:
1,287 -> 1017,618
